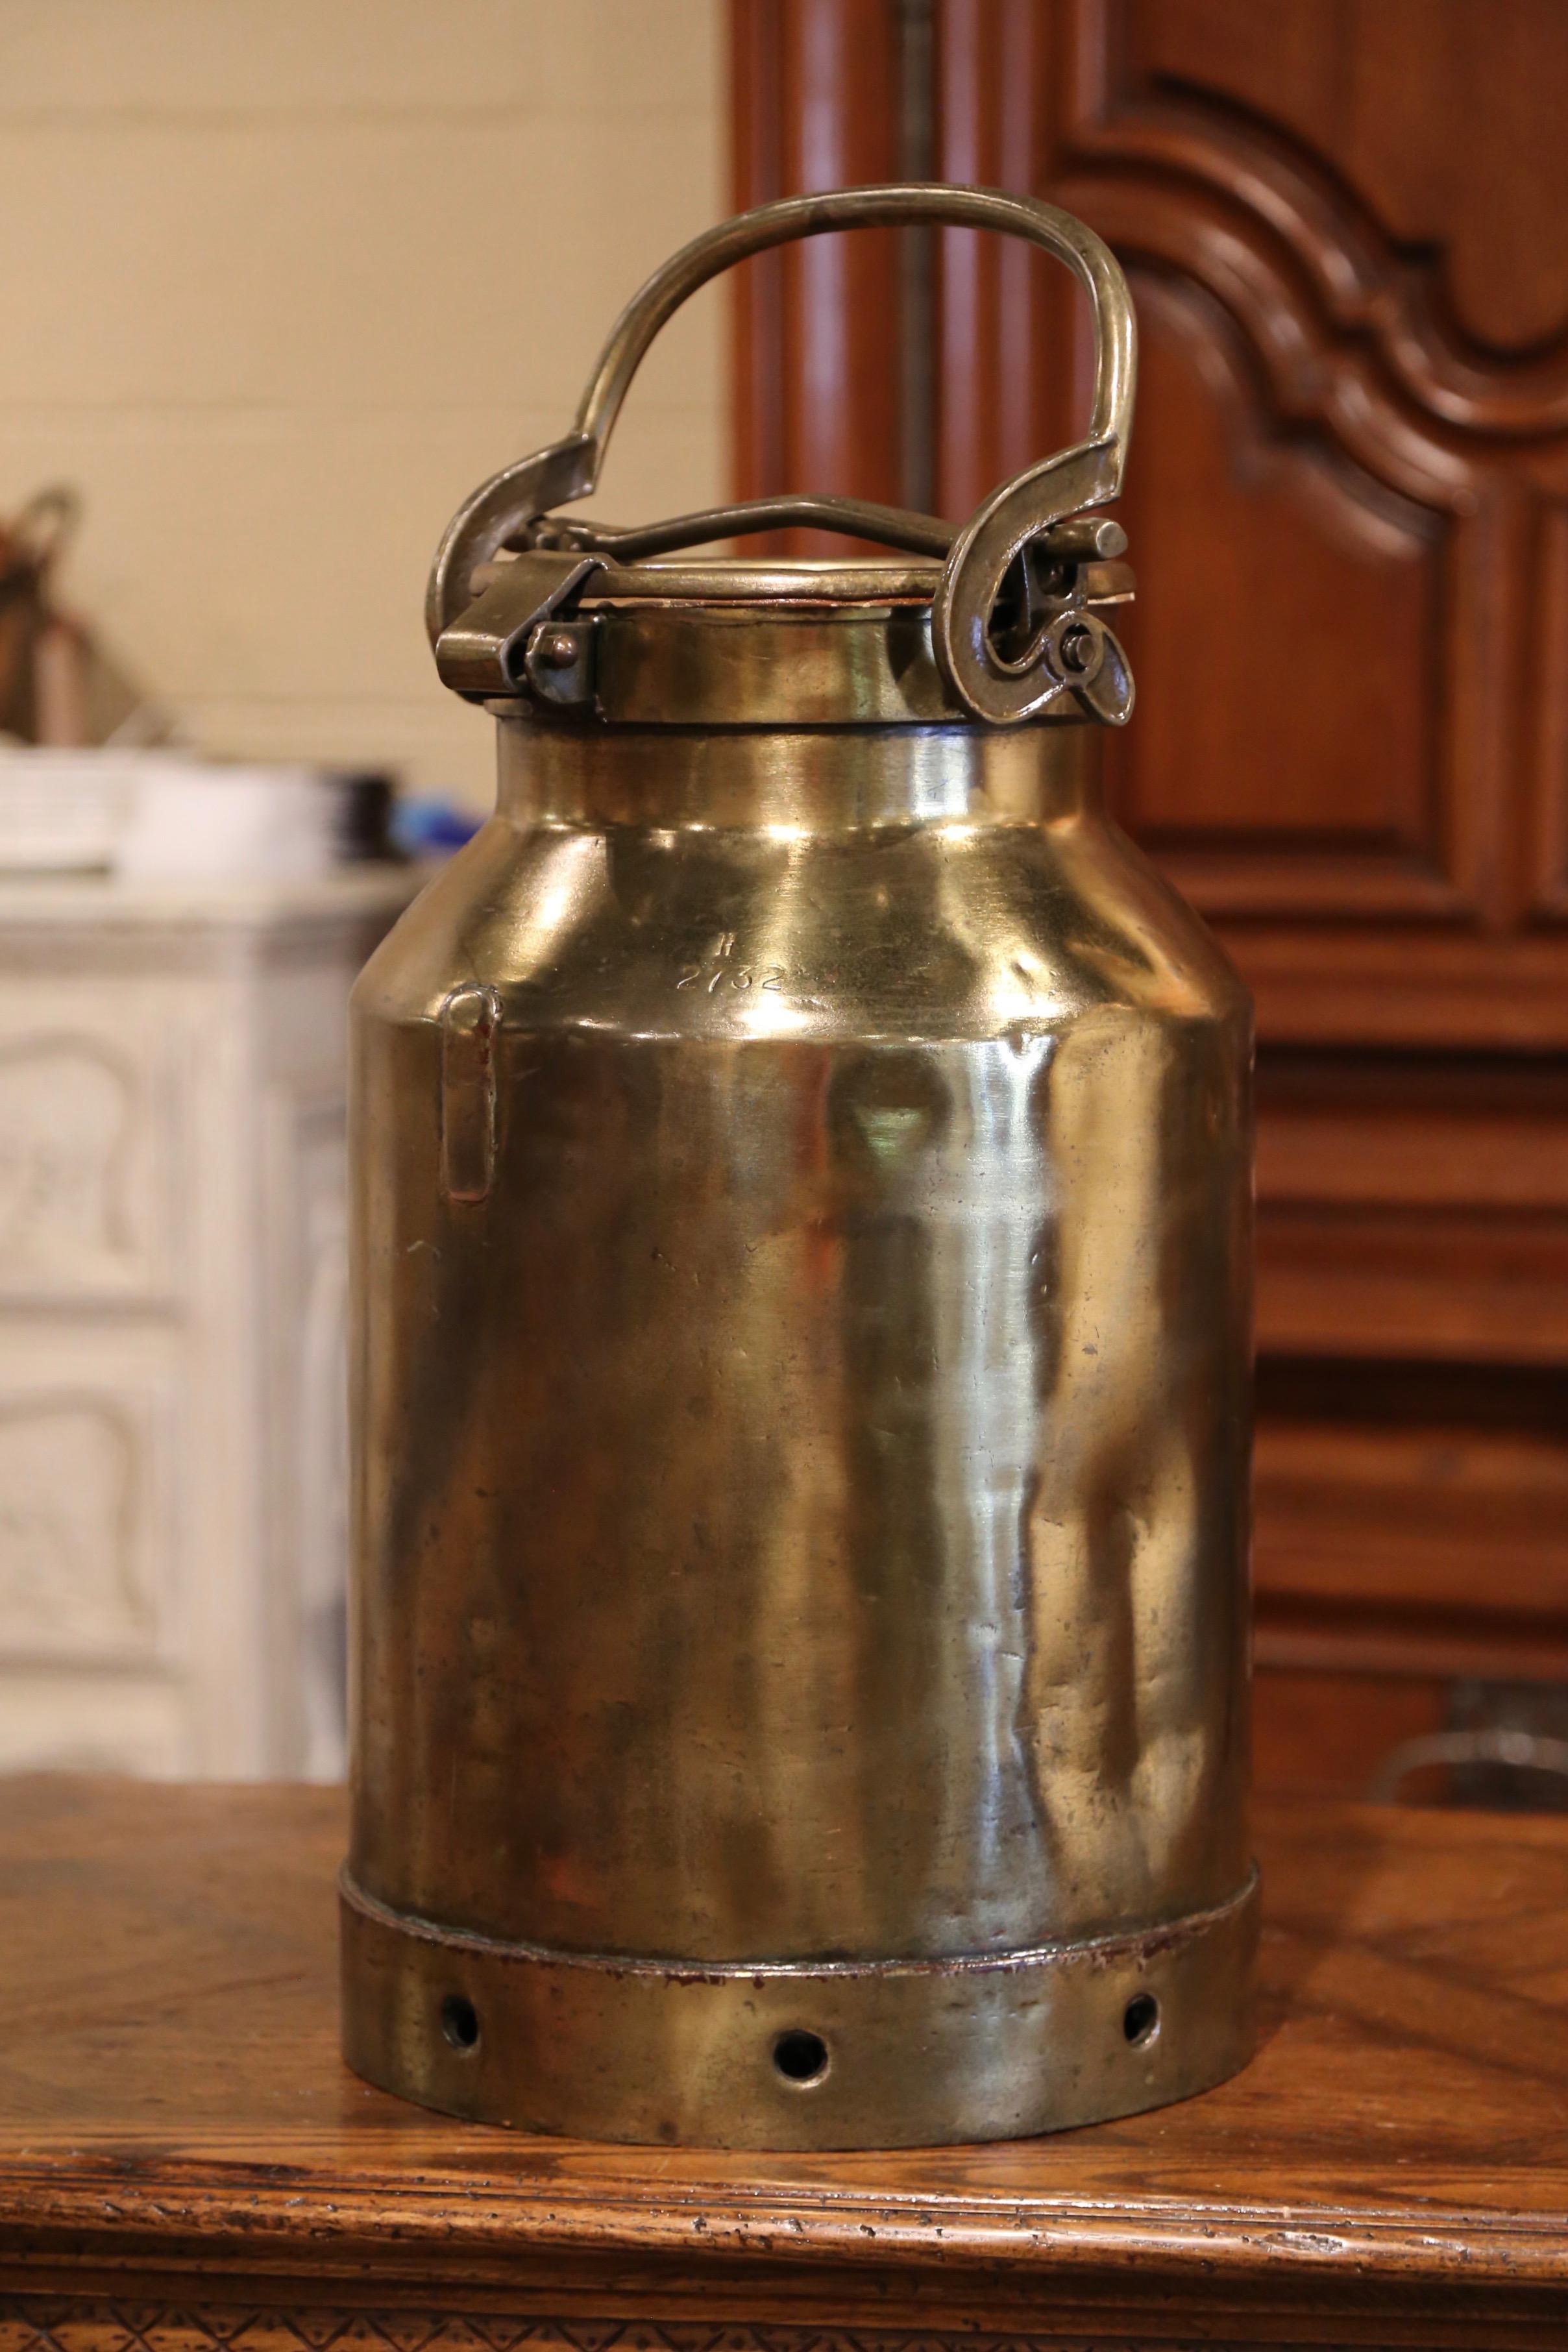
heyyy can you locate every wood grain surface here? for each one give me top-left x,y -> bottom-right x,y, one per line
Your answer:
0,1777 -> 1562,2349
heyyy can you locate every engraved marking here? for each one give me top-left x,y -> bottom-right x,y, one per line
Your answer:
677,935 -> 763,999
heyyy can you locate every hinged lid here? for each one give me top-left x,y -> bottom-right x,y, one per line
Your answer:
439,551 -> 1134,728
427,186 -> 1139,731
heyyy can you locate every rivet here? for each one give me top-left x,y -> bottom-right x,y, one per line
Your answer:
536,628 -> 579,670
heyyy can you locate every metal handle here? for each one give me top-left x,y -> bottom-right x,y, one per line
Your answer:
427,184 -> 1138,726
1368,1726 -> 1568,1805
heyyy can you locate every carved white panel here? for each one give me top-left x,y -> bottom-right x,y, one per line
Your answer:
0,1396 -> 150,1654
0,1330 -> 178,1677
0,1039 -> 135,1273
0,992 -> 178,1304
0,871 -> 414,1775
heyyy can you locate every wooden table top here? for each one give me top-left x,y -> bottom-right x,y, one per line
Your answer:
0,1776 -> 1563,2351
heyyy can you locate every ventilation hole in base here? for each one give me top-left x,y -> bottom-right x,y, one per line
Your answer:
441,1992 -> 480,2051
772,2027 -> 829,2085
1123,1992 -> 1159,2048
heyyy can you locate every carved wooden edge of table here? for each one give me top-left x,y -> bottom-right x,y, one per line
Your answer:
0,1780 -> 1565,2351
0,2158 -> 1563,2349
0,2303 -> 1558,2352
0,2303 -> 1504,2352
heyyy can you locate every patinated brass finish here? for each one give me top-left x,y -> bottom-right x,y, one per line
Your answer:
343,188 -> 1256,2149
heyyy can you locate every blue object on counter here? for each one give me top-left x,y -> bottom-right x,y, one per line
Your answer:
391,795 -> 482,857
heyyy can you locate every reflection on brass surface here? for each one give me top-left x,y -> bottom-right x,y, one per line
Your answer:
345,184 -> 1254,2149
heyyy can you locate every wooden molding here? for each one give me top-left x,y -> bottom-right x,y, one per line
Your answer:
0,2310 -> 1157,2352
1063,0 -> 1568,437
728,0 -> 906,554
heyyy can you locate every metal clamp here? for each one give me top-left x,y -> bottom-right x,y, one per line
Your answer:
428,184 -> 1138,727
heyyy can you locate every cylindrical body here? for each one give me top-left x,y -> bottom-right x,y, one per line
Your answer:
342,624 -> 1256,2144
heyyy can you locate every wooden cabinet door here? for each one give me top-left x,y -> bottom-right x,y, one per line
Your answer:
731,0 -> 1568,1796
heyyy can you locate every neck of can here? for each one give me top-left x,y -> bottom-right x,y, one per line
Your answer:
495,715 -> 1103,833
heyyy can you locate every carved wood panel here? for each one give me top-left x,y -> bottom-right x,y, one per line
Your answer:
937,0 -> 1568,957
1122,0 -> 1568,373
1038,0 -> 1565,950
1102,271 -> 1455,916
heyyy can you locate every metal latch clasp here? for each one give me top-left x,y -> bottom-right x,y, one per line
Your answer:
433,550 -> 602,704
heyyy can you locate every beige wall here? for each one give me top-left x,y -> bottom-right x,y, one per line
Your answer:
0,1 -> 727,805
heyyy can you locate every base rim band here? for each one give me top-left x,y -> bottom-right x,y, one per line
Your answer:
340,1865 -> 1259,2149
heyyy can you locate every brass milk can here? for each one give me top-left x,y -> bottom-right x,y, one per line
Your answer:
341,187 -> 1256,2149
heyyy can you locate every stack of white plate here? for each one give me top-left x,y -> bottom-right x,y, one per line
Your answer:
0,749 -> 147,871
0,749 -> 352,879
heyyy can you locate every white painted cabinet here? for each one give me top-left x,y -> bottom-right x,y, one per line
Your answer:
0,870 -> 415,1777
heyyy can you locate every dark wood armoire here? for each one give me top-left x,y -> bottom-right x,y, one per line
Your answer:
729,0 -> 1568,1797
